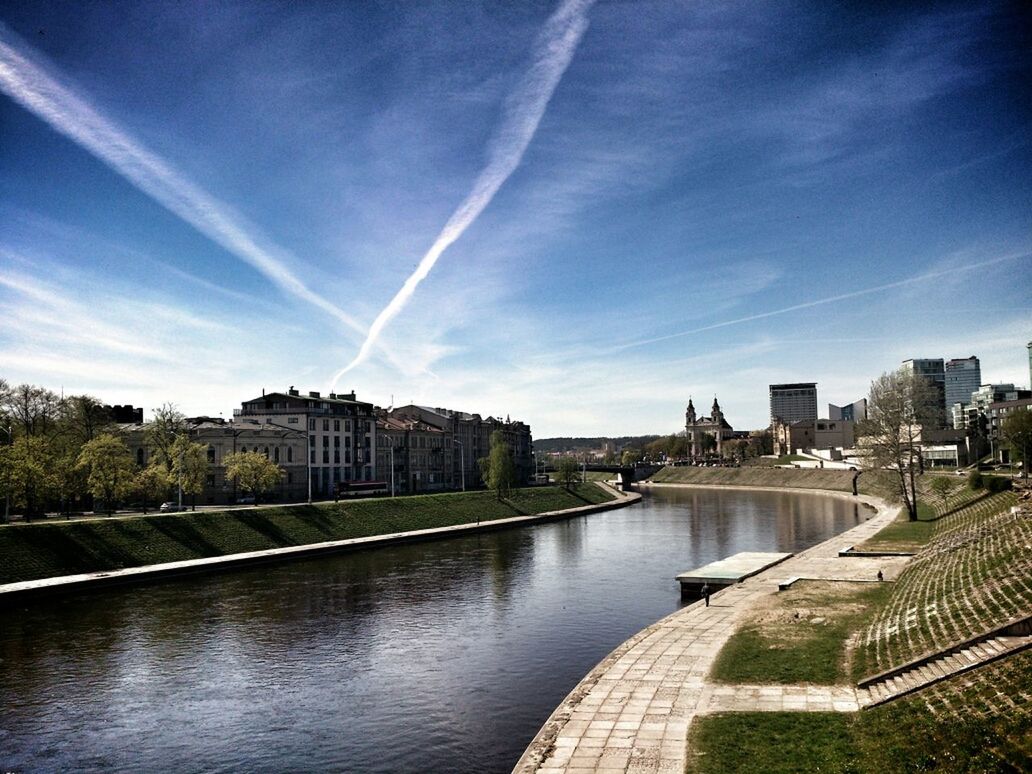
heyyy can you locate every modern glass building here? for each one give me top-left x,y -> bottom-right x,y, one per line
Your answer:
945,356 -> 981,428
902,358 -> 946,427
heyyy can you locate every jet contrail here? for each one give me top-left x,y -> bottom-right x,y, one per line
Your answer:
614,251 -> 1031,351
0,23 -> 363,335
330,0 -> 595,388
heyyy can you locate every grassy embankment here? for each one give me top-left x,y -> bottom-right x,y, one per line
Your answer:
0,484 -> 614,585
686,482 -> 1031,773
649,465 -> 858,492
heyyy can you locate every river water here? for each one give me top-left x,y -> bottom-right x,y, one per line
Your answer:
0,487 -> 866,773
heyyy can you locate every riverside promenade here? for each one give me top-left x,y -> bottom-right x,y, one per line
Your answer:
513,488 -> 905,774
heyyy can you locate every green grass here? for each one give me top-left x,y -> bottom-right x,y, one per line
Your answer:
856,504 -> 936,552
686,712 -> 855,774
687,698 -> 1031,774
774,454 -> 811,464
711,581 -> 892,684
0,484 -> 614,584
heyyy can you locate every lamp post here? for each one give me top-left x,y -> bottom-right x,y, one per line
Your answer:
453,439 -> 465,492
264,420 -> 312,504
389,440 -> 396,497
1,425 -> 11,523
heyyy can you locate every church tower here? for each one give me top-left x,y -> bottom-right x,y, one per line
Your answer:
711,396 -> 724,456
686,398 -> 699,458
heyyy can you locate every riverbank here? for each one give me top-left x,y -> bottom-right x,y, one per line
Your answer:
647,466 -> 857,492
0,484 -> 633,602
512,490 -> 899,774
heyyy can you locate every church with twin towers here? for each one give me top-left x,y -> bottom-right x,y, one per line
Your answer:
685,397 -> 734,458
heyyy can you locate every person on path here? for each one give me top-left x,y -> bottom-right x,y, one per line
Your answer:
701,583 -> 710,607
877,569 -> 884,582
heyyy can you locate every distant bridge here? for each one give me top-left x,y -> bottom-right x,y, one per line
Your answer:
544,463 -> 662,488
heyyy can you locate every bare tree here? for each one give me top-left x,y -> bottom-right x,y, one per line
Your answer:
144,404 -> 187,471
5,383 -> 61,437
857,369 -> 939,521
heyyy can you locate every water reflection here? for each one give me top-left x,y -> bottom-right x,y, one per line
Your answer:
1,487 -> 866,773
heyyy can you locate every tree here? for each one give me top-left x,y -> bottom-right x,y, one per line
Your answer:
0,435 -> 60,517
556,455 -> 580,489
134,464 -> 170,513
1000,408 -> 1032,480
4,383 -> 61,437
928,476 -> 956,513
857,369 -> 939,520
59,394 -> 113,446
144,403 -> 187,471
171,437 -> 209,510
480,431 -> 516,500
621,448 -> 642,466
223,451 -> 282,505
76,434 -> 136,514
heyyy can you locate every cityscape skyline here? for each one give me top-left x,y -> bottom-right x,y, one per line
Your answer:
1,2 -> 1030,437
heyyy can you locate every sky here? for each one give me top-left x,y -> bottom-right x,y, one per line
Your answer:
0,1 -> 1030,438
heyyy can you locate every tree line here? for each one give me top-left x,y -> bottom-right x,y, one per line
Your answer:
0,379 -> 282,520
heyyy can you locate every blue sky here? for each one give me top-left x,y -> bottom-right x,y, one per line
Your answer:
1,1 -> 1029,437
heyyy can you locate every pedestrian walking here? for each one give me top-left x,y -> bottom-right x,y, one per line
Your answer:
701,582 -> 710,607
877,569 -> 884,582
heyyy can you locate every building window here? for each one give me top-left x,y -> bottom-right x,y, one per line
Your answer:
288,417 -> 298,424
206,474 -> 215,487
323,449 -> 329,464
274,447 -> 280,463
323,419 -> 329,431
311,450 -> 316,464
345,420 -> 351,432
207,445 -> 216,463
323,436 -> 329,447
310,435 -> 315,447
287,447 -> 293,463
137,448 -> 144,466
309,418 -> 315,431
334,449 -> 340,464
334,419 -> 340,432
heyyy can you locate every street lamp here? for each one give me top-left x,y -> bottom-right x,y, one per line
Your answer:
453,439 -> 465,492
264,420 -> 312,504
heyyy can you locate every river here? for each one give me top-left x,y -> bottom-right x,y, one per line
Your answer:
0,486 -> 867,773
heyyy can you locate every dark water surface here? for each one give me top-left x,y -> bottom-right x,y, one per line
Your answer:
1,487 -> 867,773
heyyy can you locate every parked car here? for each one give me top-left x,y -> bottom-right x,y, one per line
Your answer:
236,495 -> 256,505
159,502 -> 186,512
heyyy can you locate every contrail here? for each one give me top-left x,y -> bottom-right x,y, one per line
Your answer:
330,0 -> 595,388
0,23 -> 363,335
614,251 -> 1031,351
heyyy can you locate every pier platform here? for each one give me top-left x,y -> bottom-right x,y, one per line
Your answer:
676,551 -> 792,598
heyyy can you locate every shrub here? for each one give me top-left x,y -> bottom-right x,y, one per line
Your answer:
984,475 -> 1012,493
968,470 -> 984,490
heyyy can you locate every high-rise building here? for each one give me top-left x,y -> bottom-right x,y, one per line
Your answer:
944,356 -> 981,428
828,399 -> 867,422
769,383 -> 817,424
902,358 -> 946,427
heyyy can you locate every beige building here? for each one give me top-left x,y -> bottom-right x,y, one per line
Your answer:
235,388 -> 378,498
375,414 -> 452,494
773,418 -> 854,457
122,416 -> 308,505
390,404 -> 533,487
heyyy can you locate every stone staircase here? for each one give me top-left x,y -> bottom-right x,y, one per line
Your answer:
858,630 -> 1032,708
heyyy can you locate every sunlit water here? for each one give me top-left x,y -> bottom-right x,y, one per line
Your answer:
0,487 -> 867,773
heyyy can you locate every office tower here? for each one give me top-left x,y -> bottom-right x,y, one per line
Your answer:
901,358 -> 946,427
769,383 -> 817,424
945,356 -> 981,428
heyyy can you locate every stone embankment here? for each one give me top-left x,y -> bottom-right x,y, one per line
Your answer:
0,483 -> 636,603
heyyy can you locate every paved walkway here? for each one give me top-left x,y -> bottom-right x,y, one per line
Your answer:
513,491 -> 907,774
702,684 -> 861,714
